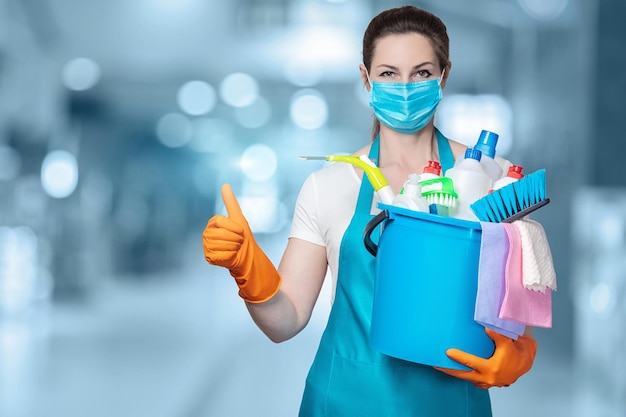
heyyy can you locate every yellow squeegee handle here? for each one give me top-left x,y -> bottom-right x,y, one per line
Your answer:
326,155 -> 389,191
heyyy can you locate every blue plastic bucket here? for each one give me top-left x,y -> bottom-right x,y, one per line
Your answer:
363,203 -> 495,370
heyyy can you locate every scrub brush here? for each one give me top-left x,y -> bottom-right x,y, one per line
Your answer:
470,169 -> 550,223
299,154 -> 395,204
418,176 -> 458,215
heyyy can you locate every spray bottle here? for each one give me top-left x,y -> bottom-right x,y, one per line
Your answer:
299,154 -> 395,205
393,173 -> 429,212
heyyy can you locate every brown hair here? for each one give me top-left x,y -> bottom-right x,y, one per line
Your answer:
362,5 -> 450,139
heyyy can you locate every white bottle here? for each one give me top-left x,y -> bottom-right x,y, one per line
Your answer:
492,165 -> 524,190
473,130 -> 503,182
393,173 -> 429,212
445,148 -> 493,221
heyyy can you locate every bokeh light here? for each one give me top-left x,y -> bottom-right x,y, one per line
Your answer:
240,144 -> 278,182
40,150 -> 79,199
589,283 -> 615,315
61,57 -> 101,91
177,80 -> 217,116
289,89 -> 328,130
156,112 -> 193,148
239,195 -> 286,234
219,73 -> 259,108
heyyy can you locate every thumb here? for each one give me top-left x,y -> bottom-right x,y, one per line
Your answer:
221,183 -> 245,223
484,327 -> 512,347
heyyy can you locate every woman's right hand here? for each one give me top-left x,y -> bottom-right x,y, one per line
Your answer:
202,183 -> 249,273
202,184 -> 281,303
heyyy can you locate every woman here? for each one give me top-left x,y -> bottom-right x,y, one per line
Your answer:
203,5 -> 537,416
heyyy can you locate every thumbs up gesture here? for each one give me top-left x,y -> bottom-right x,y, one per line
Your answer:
203,184 -> 281,303
203,183 -> 253,274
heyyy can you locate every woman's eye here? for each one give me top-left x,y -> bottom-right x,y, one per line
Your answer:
415,70 -> 433,78
380,71 -> 395,77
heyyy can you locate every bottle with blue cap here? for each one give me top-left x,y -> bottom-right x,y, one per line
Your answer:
473,129 -> 504,181
445,148 -> 493,221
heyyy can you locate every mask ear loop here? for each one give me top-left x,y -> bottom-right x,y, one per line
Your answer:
438,68 -> 446,85
363,65 -> 373,86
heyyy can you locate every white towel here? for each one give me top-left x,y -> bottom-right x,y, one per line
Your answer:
516,219 -> 557,292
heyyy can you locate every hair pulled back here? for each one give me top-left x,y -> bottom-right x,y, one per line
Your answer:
362,6 -> 450,139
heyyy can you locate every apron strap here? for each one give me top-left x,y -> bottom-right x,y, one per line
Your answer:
435,128 -> 455,174
369,135 -> 380,162
353,136 -> 379,214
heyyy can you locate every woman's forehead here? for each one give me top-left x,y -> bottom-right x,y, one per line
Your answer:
372,33 -> 437,66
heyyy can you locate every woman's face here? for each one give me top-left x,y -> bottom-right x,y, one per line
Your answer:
367,33 -> 444,86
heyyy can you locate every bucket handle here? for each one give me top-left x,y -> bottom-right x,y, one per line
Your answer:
363,209 -> 389,257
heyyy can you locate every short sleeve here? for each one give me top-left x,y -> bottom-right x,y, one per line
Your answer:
289,172 -> 325,246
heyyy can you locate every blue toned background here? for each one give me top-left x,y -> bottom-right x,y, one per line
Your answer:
0,0 -> 624,416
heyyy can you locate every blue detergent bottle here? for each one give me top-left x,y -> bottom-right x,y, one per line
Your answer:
473,129 -> 503,182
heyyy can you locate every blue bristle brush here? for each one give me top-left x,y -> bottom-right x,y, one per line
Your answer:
470,169 -> 550,223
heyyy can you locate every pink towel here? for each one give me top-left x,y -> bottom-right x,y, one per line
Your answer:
499,223 -> 552,328
474,222 -> 525,339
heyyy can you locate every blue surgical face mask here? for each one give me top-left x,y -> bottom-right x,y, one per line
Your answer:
366,69 -> 444,134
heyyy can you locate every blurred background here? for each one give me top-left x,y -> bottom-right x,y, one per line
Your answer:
0,0 -> 624,416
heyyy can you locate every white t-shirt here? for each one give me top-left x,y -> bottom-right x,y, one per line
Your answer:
290,155 -> 515,301
289,162 -> 371,300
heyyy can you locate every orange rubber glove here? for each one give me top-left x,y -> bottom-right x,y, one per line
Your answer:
202,184 -> 281,303
434,328 -> 537,389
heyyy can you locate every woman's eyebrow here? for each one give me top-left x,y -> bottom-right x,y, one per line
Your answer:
375,62 -> 436,71
375,64 -> 400,72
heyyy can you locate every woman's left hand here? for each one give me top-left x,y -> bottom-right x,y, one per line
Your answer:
434,327 -> 537,389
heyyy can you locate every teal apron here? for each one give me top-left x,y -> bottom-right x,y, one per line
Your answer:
298,130 -> 492,417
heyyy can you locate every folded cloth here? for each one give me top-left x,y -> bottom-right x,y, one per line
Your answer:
499,222 -> 552,328
516,218 -> 557,292
474,222 -> 526,339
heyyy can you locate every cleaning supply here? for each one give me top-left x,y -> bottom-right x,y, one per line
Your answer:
435,327 -> 538,389
516,219 -> 557,292
492,165 -> 524,191
299,154 -> 395,205
203,184 -> 282,303
473,130 -> 503,182
445,148 -> 493,221
470,169 -> 550,223
415,160 -> 450,215
393,173 -> 429,212
363,204 -> 495,370
419,160 -> 442,181
474,222 -> 526,339
498,222 -> 552,328
419,177 -> 458,216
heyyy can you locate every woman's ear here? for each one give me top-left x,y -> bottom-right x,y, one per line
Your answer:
359,64 -> 371,91
440,62 -> 452,89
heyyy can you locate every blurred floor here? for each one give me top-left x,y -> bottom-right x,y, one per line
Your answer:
0,259 -> 607,417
